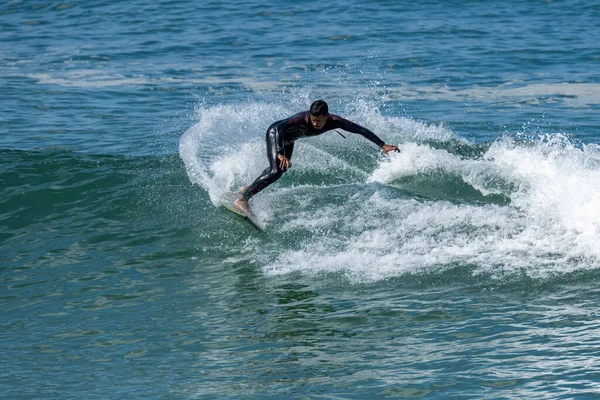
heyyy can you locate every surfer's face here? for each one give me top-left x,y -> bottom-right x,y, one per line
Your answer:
310,114 -> 328,129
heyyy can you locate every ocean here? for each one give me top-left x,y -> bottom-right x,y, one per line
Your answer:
2,0 -> 600,398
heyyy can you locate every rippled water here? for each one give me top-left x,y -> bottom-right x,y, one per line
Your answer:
2,0 -> 600,398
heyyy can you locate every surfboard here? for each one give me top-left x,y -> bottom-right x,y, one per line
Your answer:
219,191 -> 262,230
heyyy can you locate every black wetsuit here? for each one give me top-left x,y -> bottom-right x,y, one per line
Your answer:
242,111 -> 385,200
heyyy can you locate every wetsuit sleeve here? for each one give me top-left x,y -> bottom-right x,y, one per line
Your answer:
332,116 -> 385,147
273,112 -> 306,157
272,121 -> 287,156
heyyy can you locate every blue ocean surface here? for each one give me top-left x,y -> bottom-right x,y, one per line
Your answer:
2,0 -> 600,398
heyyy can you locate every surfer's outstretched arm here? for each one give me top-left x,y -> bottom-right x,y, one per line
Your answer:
331,116 -> 400,154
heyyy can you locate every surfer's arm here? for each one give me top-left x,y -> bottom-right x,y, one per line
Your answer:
272,121 -> 288,156
332,116 -> 399,154
271,121 -> 293,170
333,117 -> 385,147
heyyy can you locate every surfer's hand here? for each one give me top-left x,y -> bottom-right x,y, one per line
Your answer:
278,155 -> 292,171
381,144 -> 400,154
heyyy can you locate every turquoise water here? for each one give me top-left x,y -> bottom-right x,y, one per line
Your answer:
2,1 -> 600,398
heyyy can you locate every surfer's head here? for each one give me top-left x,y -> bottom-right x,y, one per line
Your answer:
309,100 -> 329,129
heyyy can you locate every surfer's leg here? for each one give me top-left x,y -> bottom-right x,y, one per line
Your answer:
241,129 -> 289,201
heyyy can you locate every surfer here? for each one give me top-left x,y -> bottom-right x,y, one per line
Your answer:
233,100 -> 400,214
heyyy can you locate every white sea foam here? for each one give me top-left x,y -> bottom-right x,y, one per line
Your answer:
484,135 -> 600,253
180,102 -> 286,204
264,134 -> 600,282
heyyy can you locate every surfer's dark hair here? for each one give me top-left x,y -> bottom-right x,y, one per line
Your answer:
310,100 -> 329,116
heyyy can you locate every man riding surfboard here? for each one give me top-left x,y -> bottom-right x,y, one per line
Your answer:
234,100 -> 400,214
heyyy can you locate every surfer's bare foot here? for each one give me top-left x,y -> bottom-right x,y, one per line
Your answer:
233,195 -> 250,214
